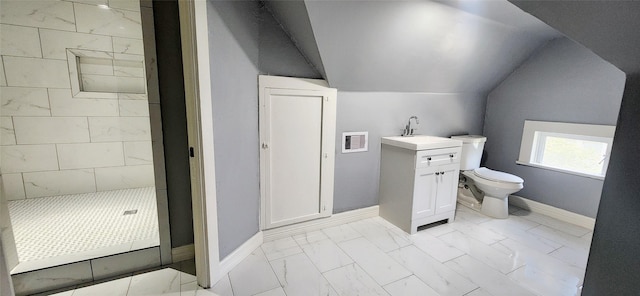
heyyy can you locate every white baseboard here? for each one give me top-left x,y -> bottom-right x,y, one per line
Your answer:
216,231 -> 264,280
171,244 -> 195,262
509,195 -> 595,230
262,205 -> 379,242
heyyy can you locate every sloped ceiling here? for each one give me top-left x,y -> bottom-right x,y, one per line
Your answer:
266,0 -> 561,93
509,0 -> 640,74
264,0 -> 327,79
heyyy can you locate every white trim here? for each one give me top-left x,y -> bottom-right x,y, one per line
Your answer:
215,232 -> 264,281
515,161 -> 605,180
258,75 -> 329,90
258,75 -> 337,230
509,195 -> 595,230
171,244 -> 195,263
518,120 -> 615,179
178,0 -> 219,288
519,121 -> 615,163
263,206 -> 379,242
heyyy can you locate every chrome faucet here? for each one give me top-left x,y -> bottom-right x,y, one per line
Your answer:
402,116 -> 419,136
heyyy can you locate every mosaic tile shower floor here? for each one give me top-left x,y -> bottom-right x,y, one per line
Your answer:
8,187 -> 159,268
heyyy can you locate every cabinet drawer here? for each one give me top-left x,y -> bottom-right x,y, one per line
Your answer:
416,147 -> 461,168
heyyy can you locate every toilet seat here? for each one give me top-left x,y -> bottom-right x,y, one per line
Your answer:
473,167 -> 523,184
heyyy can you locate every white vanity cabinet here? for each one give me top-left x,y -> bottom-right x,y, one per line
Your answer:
379,137 -> 462,234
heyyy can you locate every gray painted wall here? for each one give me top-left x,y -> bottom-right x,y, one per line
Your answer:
208,0 -> 261,259
483,37 -> 625,218
333,92 -> 486,212
207,1 -> 318,259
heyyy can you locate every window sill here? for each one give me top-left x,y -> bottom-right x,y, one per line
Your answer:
515,161 -> 605,181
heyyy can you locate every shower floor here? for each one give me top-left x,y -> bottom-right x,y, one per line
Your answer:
8,187 -> 159,273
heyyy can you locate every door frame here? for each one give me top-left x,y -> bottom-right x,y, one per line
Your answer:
178,0 -> 220,288
139,0 -> 172,268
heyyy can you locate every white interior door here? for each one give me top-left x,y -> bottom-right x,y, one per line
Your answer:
259,76 -> 336,230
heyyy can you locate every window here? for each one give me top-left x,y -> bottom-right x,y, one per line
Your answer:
517,120 -> 615,179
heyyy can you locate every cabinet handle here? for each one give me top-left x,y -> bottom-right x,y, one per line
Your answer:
449,154 -> 454,158
441,171 -> 445,175
427,157 -> 432,161
435,172 -> 440,175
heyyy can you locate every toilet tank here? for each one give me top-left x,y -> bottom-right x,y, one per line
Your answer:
450,135 -> 487,170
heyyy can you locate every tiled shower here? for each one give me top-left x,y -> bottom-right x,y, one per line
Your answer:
0,0 -> 160,276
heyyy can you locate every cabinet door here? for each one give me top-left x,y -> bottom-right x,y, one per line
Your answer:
413,168 -> 438,219
259,84 -> 337,230
435,164 -> 460,214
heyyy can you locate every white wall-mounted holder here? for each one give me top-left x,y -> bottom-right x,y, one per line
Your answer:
67,49 -> 146,98
342,131 -> 368,153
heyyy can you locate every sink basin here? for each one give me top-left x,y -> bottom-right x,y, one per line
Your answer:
381,135 -> 462,150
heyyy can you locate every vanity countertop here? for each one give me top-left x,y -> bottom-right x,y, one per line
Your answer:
381,135 -> 462,151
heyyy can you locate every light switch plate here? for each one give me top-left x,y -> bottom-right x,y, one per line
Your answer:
342,132 -> 368,153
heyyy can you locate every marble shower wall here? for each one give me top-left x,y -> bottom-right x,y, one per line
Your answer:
0,0 -> 154,200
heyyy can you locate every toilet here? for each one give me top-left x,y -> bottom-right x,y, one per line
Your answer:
450,135 -> 524,219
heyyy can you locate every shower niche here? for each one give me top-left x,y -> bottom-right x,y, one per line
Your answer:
67,49 -> 147,98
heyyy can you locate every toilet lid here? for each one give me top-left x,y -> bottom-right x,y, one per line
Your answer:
473,167 -> 523,184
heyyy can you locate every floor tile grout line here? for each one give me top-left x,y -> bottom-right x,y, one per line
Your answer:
263,247 -> 287,295
448,234 -> 526,275
504,266 -> 544,296
380,273 -> 421,290
518,212 -> 591,238
226,273 -> 236,296
429,232 -> 517,276
331,235 -> 390,290
524,224 -> 580,253
337,225 -> 420,289
463,287 -> 482,296
297,246 -> 343,296
330,233 -> 362,245
123,273 -> 134,296
547,244 -> 564,255
389,236 -> 470,290
384,245 -> 455,294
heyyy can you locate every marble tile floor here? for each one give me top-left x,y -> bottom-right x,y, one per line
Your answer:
50,204 -> 591,296
211,204 -> 591,296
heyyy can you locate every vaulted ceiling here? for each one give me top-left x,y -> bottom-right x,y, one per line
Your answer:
510,0 -> 640,74
265,0 -> 562,93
